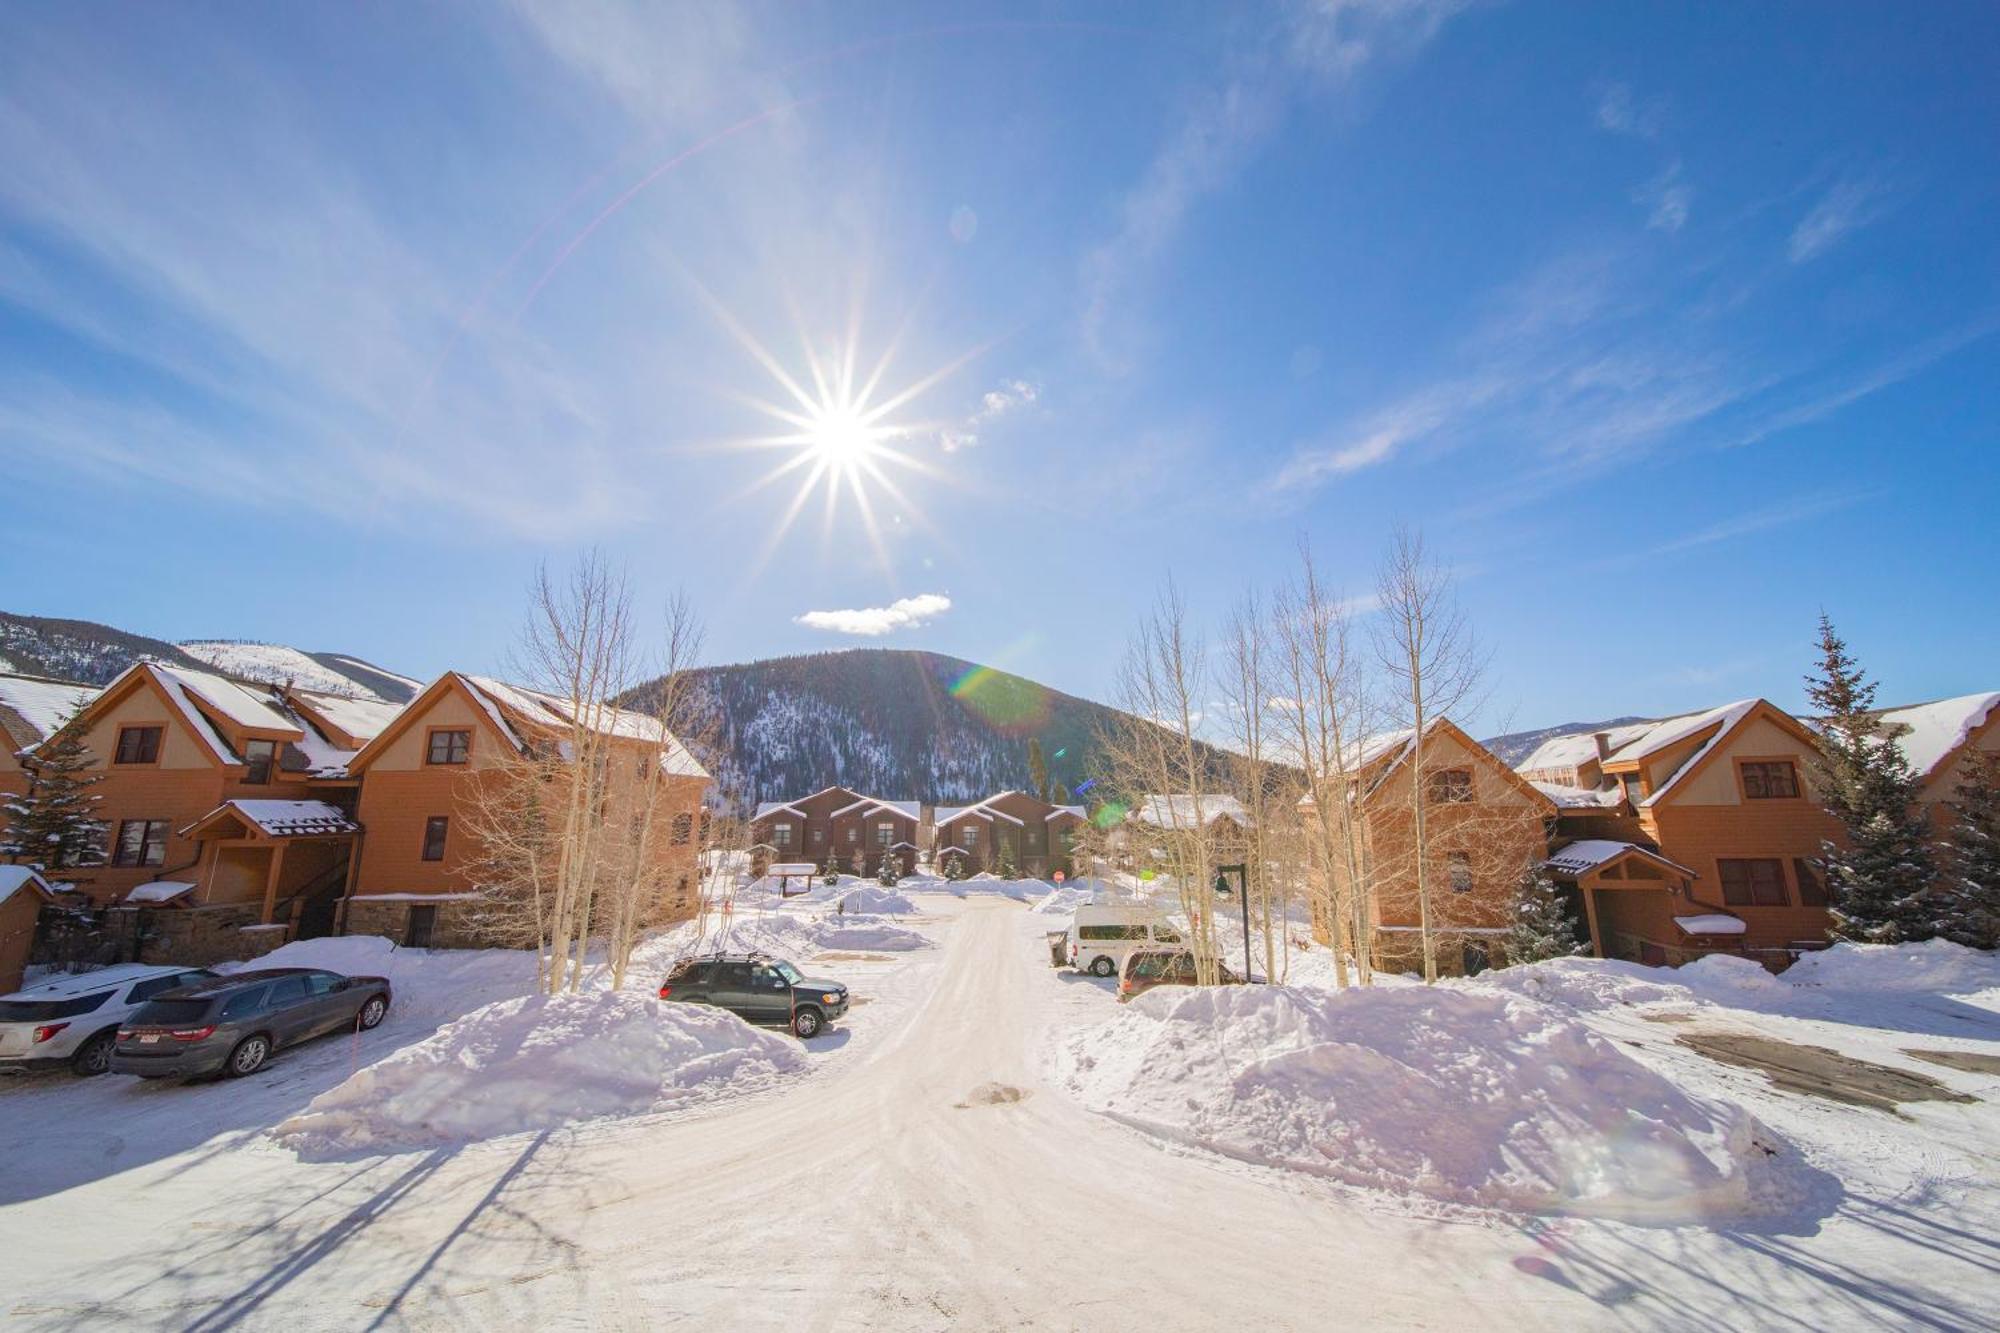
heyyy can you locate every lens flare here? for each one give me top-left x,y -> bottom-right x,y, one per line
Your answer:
946,662 -> 1052,736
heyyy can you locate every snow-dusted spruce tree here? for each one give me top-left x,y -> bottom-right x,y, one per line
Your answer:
1804,614 -> 1937,942
2,705 -> 107,872
1505,865 -> 1583,966
877,853 -> 898,887
821,854 -> 841,886
1375,526 -> 1485,983
1939,751 -> 2000,950
994,838 -> 1020,880
942,849 -> 970,881
1028,737 -> 1050,803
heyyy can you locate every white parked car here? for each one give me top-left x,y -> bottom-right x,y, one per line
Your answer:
0,964 -> 218,1076
1067,905 -> 1185,978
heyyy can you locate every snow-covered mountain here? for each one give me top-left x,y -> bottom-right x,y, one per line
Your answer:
178,641 -> 420,703
640,648 -> 1219,809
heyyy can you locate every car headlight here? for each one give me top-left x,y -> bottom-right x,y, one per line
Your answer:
822,992 -> 842,1004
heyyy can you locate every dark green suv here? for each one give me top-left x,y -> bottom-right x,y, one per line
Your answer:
657,953 -> 848,1038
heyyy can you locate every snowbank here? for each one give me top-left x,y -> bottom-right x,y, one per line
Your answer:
636,911 -> 929,970
277,991 -> 805,1155
1466,955 -> 1696,1012
1032,885 -> 1093,916
1060,984 -> 1809,1221
837,886 -> 918,916
1762,939 -> 2000,994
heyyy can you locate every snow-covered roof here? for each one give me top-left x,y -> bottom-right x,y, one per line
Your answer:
1674,913 -> 1747,936
1529,780 -> 1623,810
192,799 -> 362,839
456,674 -> 708,779
1045,805 -> 1087,822
1516,723 -> 1656,776
753,802 -> 809,820
0,673 -> 97,747
0,865 -> 56,906
290,690 -> 404,744
1132,794 -> 1252,830
123,880 -> 196,905
151,663 -> 299,735
934,793 -> 1030,827
1543,839 -> 1698,880
1623,700 -> 1763,807
1872,691 -> 2000,779
829,796 -> 921,822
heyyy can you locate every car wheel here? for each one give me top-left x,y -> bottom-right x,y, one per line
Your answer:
226,1034 -> 271,1078
358,995 -> 388,1030
1089,956 -> 1116,978
792,1007 -> 823,1039
72,1031 -> 116,1077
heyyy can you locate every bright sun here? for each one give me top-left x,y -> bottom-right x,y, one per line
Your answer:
804,402 -> 883,471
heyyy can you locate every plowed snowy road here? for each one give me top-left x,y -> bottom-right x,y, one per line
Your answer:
6,895 -> 1993,1331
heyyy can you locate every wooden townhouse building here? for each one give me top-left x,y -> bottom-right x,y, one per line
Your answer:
342,673 -> 710,949
0,670 -> 99,801
1306,718 -> 1556,976
933,790 -> 1086,879
748,786 -> 920,878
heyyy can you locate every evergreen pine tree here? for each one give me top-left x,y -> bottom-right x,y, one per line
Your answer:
1939,751 -> 2000,950
1,706 -> 106,872
995,837 -> 1020,880
1804,614 -> 1938,942
1504,865 -> 1584,966
1052,780 -> 1072,805
1027,738 -> 1050,803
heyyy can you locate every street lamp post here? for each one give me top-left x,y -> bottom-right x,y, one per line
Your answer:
1213,862 -> 1253,983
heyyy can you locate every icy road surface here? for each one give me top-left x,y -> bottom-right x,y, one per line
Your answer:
3,895 -> 1993,1330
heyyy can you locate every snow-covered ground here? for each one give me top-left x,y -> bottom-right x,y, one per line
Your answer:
0,891 -> 1994,1330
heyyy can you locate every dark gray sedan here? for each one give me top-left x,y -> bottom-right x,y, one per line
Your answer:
111,967 -> 392,1079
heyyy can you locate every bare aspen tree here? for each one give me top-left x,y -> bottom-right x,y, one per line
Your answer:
1221,592 -> 1280,982
1373,526 -> 1484,983
602,590 -> 708,990
1102,584 -> 1226,984
1269,542 -> 1376,988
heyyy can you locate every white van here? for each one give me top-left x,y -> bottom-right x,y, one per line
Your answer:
1067,905 -> 1184,978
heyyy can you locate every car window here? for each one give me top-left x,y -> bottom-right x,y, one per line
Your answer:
666,960 -> 707,983
1150,926 -> 1183,943
265,976 -> 310,1006
127,974 -> 185,1003
752,966 -> 784,989
716,963 -> 753,987
304,972 -> 340,997
1130,953 -> 1169,979
0,991 -> 113,1021
774,961 -> 802,985
1080,923 -> 1149,941
220,986 -> 269,1021
132,997 -> 213,1026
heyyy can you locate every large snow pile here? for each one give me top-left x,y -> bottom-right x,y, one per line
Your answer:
837,885 -> 918,915
1758,939 -> 2000,994
1466,955 -> 1696,1012
635,911 -> 929,973
1032,885 -> 1093,916
1060,984 -> 1809,1221
277,991 -> 804,1155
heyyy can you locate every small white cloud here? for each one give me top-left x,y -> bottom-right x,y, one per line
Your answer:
938,378 -> 1039,452
795,593 -> 952,636
1594,81 -> 1664,139
1788,174 -> 1891,263
1636,161 -> 1692,232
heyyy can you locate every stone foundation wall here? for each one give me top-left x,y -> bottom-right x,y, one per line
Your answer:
342,898 -> 497,950
112,905 -> 295,967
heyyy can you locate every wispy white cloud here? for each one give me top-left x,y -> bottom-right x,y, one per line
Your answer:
1788,173 -> 1893,263
795,593 -> 952,636
1636,160 -> 1693,232
1593,81 -> 1666,140
1079,0 -> 1470,370
1646,490 -> 1871,558
939,379 -> 1039,453
1727,317 -> 1999,448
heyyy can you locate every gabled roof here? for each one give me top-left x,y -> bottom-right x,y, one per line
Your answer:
0,673 -> 98,751
182,799 -> 362,840
346,672 -> 708,780
288,690 -> 404,749
752,801 -> 811,821
1616,699 -> 1818,808
1345,717 -> 1558,814
1529,780 -> 1624,810
1516,722 -> 1658,776
1045,805 -> 1087,822
935,793 -> 1028,827
1869,691 -> 2000,781
829,796 -> 921,822
1132,794 -> 1251,830
71,662 -> 306,768
0,865 -> 58,907
1543,839 -> 1697,880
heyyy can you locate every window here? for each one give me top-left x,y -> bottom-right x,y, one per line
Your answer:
265,975 -> 310,1006
220,987 -> 268,1021
670,813 -> 694,845
772,825 -> 793,848
875,821 -> 893,846
1428,769 -> 1474,804
1718,858 -> 1788,907
113,819 -> 169,868
1793,857 -> 1828,907
846,826 -> 859,844
242,738 -> 277,785
1079,923 -> 1148,941
715,962 -> 753,988
426,729 -> 471,765
808,826 -> 822,845
128,974 -> 191,1003
115,725 -> 163,765
403,905 -> 437,949
421,816 -> 449,862
1448,851 -> 1473,893
304,972 -> 341,997
963,825 -> 981,847
1740,761 -> 1801,800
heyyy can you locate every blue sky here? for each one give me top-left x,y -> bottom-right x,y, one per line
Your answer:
1,1 -> 1994,734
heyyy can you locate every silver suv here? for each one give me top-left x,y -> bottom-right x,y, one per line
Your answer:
0,965 -> 218,1075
